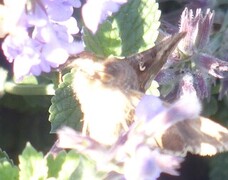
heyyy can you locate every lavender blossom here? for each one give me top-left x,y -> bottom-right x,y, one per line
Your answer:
0,0 -> 27,37
82,0 -> 127,33
133,94 -> 201,137
121,94 -> 201,179
40,0 -> 81,21
135,95 -> 165,123
56,93 -> 202,179
124,146 -> 183,180
157,8 -> 228,101
178,8 -> 214,56
1,0 -> 83,81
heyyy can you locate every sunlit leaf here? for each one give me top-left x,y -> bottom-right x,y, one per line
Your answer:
0,149 -> 18,179
19,142 -> 48,180
71,156 -> 100,180
0,161 -> 18,180
49,70 -> 82,133
47,151 -> 68,178
83,0 -> 161,57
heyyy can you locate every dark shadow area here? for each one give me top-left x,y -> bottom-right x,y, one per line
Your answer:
0,94 -> 55,164
159,153 -> 209,180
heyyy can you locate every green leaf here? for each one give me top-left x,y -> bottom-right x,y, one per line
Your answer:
49,70 -> 82,133
83,0 -> 161,57
18,142 -> 48,180
0,149 -> 18,180
53,150 -> 80,180
47,150 -> 99,180
0,148 -> 14,165
47,151 -> 68,178
0,161 -> 19,180
71,156 -> 100,180
83,21 -> 122,57
115,0 -> 161,56
47,150 -> 80,179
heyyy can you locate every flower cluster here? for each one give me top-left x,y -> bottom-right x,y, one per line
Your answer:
57,93 -> 201,179
1,0 -> 126,81
156,8 -> 228,101
1,0 -> 82,81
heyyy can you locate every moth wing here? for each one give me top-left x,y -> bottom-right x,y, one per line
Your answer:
153,117 -> 228,156
127,32 -> 186,91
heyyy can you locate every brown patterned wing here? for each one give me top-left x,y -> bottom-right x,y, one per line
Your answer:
127,32 -> 186,92
153,117 -> 228,156
65,33 -> 186,146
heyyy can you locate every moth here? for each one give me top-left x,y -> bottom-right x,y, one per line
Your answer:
68,32 -> 228,156
154,116 -> 228,156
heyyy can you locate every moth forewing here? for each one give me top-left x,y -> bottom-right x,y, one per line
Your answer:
127,32 -> 186,92
153,116 -> 228,156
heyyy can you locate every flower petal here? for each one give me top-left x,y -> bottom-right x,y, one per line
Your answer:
135,95 -> 165,122
82,0 -> 127,33
194,53 -> 228,78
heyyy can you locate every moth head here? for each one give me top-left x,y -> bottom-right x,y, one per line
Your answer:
127,32 -> 186,92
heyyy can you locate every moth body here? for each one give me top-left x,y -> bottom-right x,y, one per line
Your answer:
72,58 -> 139,145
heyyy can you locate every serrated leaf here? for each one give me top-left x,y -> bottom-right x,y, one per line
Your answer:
47,150 -> 101,180
0,161 -> 19,180
49,71 -> 82,133
71,156 -> 100,180
19,142 -> 48,180
115,0 -> 161,56
83,0 -> 161,57
83,20 -> 122,57
0,149 -> 18,179
0,148 -> 14,165
47,151 -> 68,178
56,150 -> 80,180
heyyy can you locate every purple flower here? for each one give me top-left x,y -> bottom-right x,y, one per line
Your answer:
2,0 -> 83,81
124,146 -> 183,180
56,92 -> 203,179
82,0 -> 127,33
134,94 -> 201,137
40,0 -> 81,21
135,95 -> 165,123
121,94 -> 202,179
178,73 -> 197,98
194,53 -> 228,78
178,8 -> 214,56
156,8 -> 228,101
0,0 -> 27,37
